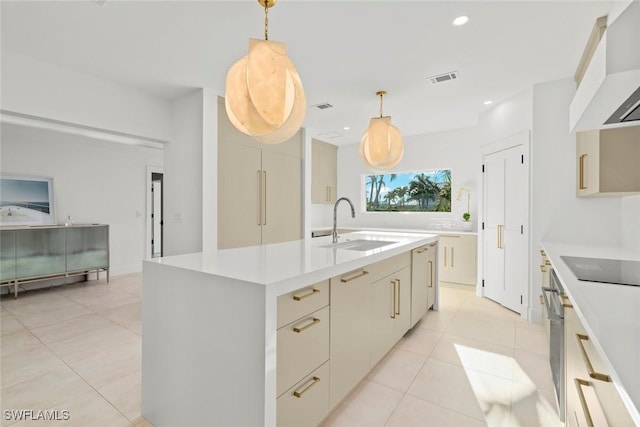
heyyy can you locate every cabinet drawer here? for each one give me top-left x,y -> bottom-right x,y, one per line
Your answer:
277,305 -> 330,397
277,280 -> 329,329
277,361 -> 330,427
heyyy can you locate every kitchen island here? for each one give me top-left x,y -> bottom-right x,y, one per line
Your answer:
541,242 -> 640,425
142,231 -> 438,427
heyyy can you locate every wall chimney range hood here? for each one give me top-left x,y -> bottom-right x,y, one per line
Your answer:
570,1 -> 640,131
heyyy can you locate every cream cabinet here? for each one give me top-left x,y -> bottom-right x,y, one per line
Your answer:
576,127 -> 640,197
539,250 -> 551,339
439,234 -> 476,286
217,98 -> 302,249
370,266 -> 411,367
410,242 -> 437,327
564,296 -> 635,427
311,139 -> 337,204
329,252 -> 412,409
329,267 -> 372,409
277,280 -> 330,427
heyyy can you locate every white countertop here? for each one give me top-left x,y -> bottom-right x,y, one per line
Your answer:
147,231 -> 438,293
541,241 -> 640,424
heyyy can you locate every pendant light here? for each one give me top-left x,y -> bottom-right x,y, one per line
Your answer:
360,91 -> 404,170
225,0 -> 306,144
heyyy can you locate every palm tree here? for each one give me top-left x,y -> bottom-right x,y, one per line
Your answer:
395,186 -> 408,207
366,175 -> 378,209
374,174 -> 396,208
409,173 -> 437,210
432,170 -> 452,212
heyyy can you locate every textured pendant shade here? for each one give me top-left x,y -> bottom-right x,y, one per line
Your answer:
224,0 -> 306,144
360,91 -> 403,170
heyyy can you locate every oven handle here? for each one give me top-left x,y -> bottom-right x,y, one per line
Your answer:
541,287 -> 563,321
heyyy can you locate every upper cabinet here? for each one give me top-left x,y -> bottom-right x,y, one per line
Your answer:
217,97 -> 303,249
311,139 -> 337,204
576,126 -> 640,197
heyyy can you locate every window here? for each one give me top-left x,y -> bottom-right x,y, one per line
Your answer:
364,169 -> 451,212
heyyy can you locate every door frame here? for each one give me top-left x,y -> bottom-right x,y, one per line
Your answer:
146,165 -> 164,259
480,131 -> 531,319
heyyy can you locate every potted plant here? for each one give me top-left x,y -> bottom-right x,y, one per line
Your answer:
456,186 -> 472,229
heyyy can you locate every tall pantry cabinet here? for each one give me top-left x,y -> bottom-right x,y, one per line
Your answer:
217,97 -> 303,249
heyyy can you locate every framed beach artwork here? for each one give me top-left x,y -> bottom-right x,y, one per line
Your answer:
0,176 -> 55,226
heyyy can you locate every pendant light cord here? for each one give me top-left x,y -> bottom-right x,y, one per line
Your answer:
264,4 -> 269,40
379,93 -> 384,118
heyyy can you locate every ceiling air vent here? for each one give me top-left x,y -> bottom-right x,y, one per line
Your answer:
427,71 -> 460,85
312,102 -> 334,110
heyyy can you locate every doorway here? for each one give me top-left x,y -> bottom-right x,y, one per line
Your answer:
482,133 -> 530,314
146,166 -> 164,259
151,172 -> 164,258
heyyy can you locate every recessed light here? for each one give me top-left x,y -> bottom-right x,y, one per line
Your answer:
343,126 -> 351,131
453,16 -> 469,26
483,100 -> 493,105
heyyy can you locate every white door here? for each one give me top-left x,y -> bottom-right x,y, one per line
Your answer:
483,145 -> 528,313
483,152 -> 506,305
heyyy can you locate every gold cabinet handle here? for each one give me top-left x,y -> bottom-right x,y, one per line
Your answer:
292,288 -> 320,301
560,294 -> 573,308
395,279 -> 401,316
540,250 -> 546,256
544,259 -> 551,266
429,242 -> 437,247
341,270 -> 369,283
428,261 -> 433,287
293,317 -> 320,333
539,295 -> 544,305
257,170 -> 262,226
540,265 -> 548,273
575,378 -> 595,427
416,247 -> 428,253
451,247 -> 454,267
293,376 -> 320,398
263,171 -> 267,225
579,154 -> 588,190
444,247 -> 447,267
390,280 -> 396,319
497,225 -> 504,249
576,334 -> 611,382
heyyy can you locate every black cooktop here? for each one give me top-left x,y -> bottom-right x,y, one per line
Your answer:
561,256 -> 640,287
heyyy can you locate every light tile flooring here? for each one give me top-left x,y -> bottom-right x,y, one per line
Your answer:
1,276 -> 559,427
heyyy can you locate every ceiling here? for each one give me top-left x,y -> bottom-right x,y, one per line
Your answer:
0,0 -> 618,145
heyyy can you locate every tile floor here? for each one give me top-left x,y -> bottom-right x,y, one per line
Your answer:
1,276 -> 559,427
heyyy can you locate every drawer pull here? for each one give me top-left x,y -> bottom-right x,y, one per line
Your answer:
416,247 -> 428,253
575,378 -> 595,427
576,334 -> 611,382
579,154 -> 588,190
395,279 -> 401,316
540,265 -> 548,273
560,294 -> 573,308
341,270 -> 369,283
292,288 -> 320,301
293,317 -> 320,333
540,250 -> 546,256
390,281 -> 396,319
539,295 -> 543,305
544,259 -> 551,266
429,242 -> 437,247
293,376 -> 320,398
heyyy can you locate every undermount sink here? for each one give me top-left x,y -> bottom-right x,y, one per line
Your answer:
319,239 -> 398,251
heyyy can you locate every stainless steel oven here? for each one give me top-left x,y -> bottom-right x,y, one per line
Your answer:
541,268 -> 565,422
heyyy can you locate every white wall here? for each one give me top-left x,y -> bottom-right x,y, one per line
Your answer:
621,196 -> 640,252
163,90 -> 204,256
1,50 -> 171,141
201,89 -> 219,254
0,123 -> 163,275
333,126 -> 481,231
531,78 -> 621,247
